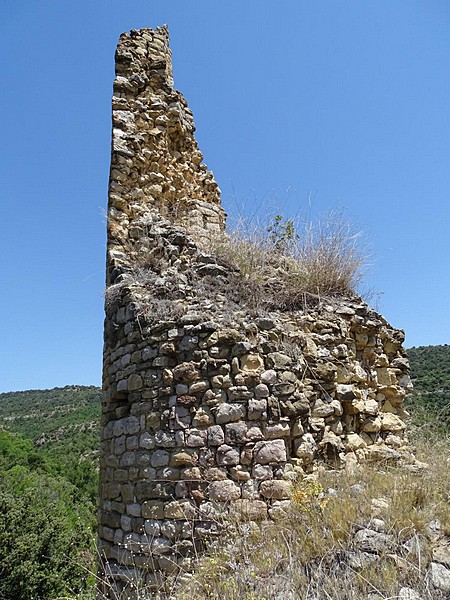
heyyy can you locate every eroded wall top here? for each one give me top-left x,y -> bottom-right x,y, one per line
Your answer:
107,26 -> 225,285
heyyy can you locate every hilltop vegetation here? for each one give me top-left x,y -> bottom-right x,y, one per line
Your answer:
407,345 -> 450,431
0,385 -> 100,444
0,385 -> 101,503
0,386 -> 100,599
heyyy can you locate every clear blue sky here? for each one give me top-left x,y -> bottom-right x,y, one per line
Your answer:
1,1 -> 449,392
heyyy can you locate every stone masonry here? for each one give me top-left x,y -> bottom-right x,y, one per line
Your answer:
99,26 -> 414,596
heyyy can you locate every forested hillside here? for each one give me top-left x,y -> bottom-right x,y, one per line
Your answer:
407,345 -> 450,429
0,385 -> 100,442
0,385 -> 101,500
0,386 -> 100,599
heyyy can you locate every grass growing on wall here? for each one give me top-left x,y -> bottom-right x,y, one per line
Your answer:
216,212 -> 368,303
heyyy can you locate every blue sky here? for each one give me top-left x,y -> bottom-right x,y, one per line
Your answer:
1,1 -> 449,392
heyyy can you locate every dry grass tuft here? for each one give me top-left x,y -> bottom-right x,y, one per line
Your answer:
212,212 -> 368,309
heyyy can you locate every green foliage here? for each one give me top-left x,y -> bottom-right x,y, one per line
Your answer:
0,429 -> 34,468
0,386 -> 101,503
0,387 -> 101,597
0,386 -> 101,598
407,345 -> 450,430
408,345 -> 450,393
266,214 -> 299,251
0,460 -> 96,600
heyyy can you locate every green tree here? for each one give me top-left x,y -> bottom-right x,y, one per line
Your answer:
0,441 -> 96,599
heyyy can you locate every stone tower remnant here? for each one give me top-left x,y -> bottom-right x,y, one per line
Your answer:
99,26 -> 413,596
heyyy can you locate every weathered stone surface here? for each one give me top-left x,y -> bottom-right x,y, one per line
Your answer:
365,444 -> 401,462
345,433 -> 366,451
207,425 -> 225,446
185,429 -> 207,447
230,499 -> 268,521
215,403 -> 246,424
347,550 -> 379,570
241,354 -> 264,371
353,528 -> 395,553
142,501 -> 164,520
208,480 -> 241,502
432,539 -> 450,568
398,587 -> 421,600
253,440 -> 287,465
171,452 -> 197,467
259,480 -> 292,499
217,444 -> 240,466
294,433 -> 317,462
100,25 -> 412,595
429,561 -> 450,593
380,412 -> 406,432
164,500 -> 196,520
248,398 -> 267,420
261,369 -> 277,385
336,384 -> 356,401
312,398 -> 335,418
266,352 -> 293,369
128,374 -> 143,391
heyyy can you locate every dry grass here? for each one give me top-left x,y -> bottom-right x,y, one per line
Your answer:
105,211 -> 368,321
175,434 -> 450,600
212,212 -> 368,309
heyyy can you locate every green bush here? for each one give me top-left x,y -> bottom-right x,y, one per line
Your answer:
0,444 -> 96,599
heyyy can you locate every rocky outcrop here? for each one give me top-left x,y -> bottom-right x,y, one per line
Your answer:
99,26 -> 414,597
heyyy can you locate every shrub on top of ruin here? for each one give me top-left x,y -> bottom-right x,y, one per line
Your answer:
212,211 -> 368,309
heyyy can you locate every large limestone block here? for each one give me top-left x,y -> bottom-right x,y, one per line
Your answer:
381,412 -> 406,432
253,440 -> 287,465
208,480 -> 241,502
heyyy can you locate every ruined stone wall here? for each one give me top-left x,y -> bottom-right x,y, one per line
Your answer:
99,27 -> 413,597
106,26 -> 225,287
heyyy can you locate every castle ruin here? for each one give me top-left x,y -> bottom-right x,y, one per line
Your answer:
99,26 -> 413,597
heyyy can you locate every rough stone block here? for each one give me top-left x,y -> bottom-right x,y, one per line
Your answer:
208,479 -> 241,502
253,440 -> 287,465
259,480 -> 292,500
215,403 -> 246,424
142,501 -> 164,519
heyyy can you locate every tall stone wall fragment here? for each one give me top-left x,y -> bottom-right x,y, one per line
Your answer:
106,25 -> 225,287
99,27 -> 413,597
